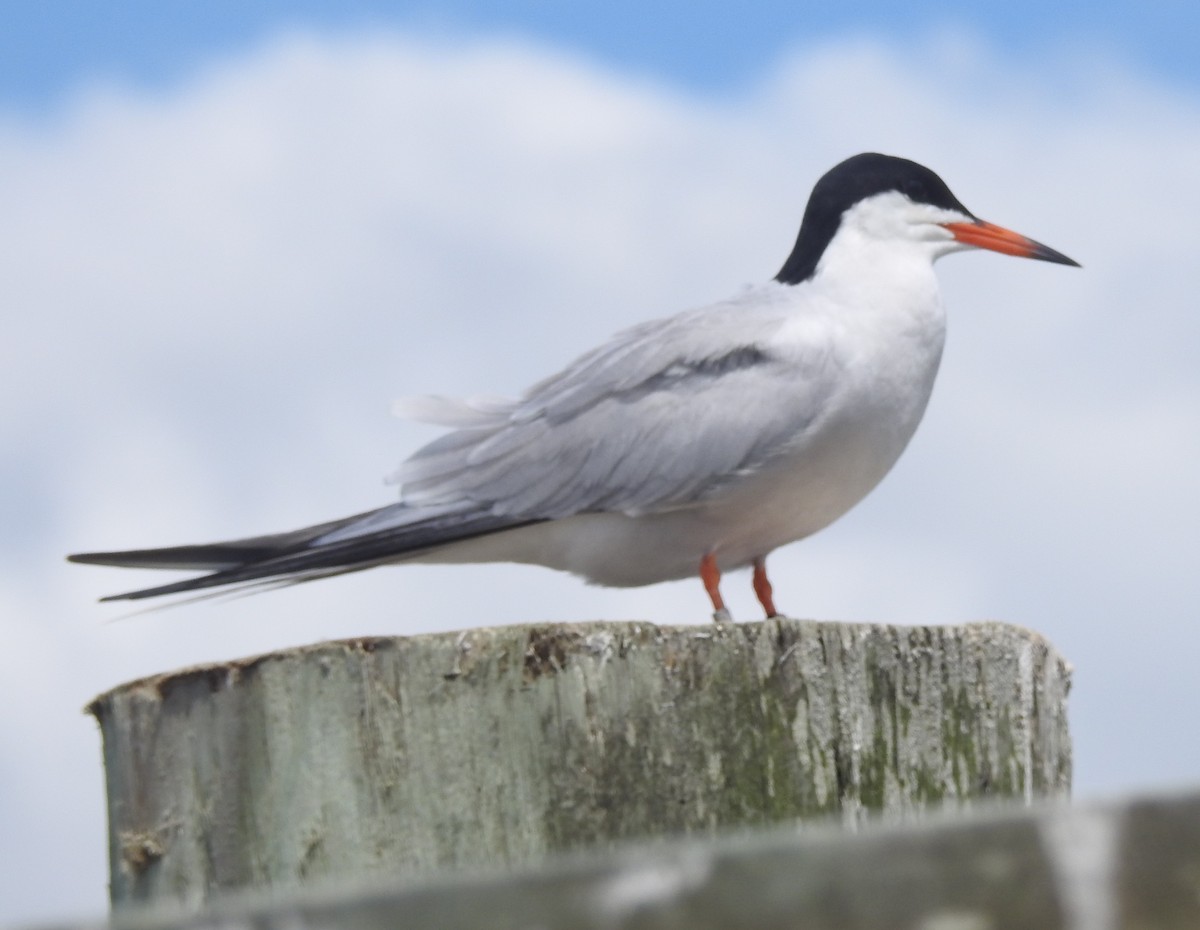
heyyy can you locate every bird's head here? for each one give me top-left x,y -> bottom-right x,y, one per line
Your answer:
777,152 -> 1079,285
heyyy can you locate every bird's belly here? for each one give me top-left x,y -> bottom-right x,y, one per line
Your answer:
704,409 -> 915,567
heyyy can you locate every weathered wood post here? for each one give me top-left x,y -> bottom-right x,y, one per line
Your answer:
88,618 -> 1071,912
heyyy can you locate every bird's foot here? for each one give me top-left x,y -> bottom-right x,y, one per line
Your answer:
712,607 -> 733,624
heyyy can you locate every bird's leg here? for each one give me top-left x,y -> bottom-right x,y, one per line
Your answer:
700,552 -> 731,623
752,556 -> 780,618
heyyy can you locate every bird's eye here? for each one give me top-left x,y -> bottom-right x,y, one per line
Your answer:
902,179 -> 924,201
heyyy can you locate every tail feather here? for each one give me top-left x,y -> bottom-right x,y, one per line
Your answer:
67,512 -> 370,571
68,505 -> 539,602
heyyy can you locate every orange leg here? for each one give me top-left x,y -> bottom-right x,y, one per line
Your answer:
752,556 -> 779,618
699,552 -> 727,617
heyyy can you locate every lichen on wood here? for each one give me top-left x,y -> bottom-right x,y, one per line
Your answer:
88,618 -> 1071,909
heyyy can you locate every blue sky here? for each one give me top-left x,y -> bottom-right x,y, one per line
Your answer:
3,2 -> 1199,110
2,4 -> 1200,925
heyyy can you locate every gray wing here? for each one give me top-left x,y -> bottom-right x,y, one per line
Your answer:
395,296 -> 841,519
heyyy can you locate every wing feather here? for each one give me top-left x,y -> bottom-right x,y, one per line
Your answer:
395,288 -> 840,519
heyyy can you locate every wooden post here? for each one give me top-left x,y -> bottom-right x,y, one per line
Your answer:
87,618 -> 1071,911
59,789 -> 1200,930
65,787 -> 1200,926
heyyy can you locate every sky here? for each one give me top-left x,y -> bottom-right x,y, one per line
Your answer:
3,3 -> 1200,926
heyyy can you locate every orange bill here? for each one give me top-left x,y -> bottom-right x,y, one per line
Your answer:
943,220 -> 1080,266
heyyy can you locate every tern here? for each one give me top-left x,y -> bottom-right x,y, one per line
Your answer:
69,152 -> 1078,619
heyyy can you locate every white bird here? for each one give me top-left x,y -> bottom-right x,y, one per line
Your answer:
69,153 -> 1078,619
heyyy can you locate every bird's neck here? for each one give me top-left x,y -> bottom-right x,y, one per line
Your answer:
809,232 -> 945,331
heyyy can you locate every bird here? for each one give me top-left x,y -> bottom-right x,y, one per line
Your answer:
69,152 -> 1079,620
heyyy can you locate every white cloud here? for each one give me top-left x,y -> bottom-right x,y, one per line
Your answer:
2,26 -> 1198,924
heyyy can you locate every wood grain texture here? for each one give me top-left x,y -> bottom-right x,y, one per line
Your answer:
88,618 -> 1071,910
